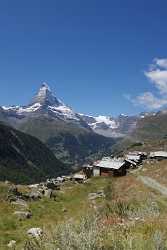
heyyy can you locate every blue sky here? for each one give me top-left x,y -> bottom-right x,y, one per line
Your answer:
0,0 -> 167,116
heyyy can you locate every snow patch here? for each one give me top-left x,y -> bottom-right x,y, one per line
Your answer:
17,103 -> 41,113
90,115 -> 118,129
48,105 -> 79,120
2,103 -> 41,114
120,113 -> 128,117
2,105 -> 20,111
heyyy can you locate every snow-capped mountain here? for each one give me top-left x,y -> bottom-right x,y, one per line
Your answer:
79,114 -> 120,137
2,83 -> 86,125
79,114 -> 119,130
0,83 -> 139,138
1,82 -> 160,164
30,83 -> 63,107
79,113 -> 138,138
0,83 -> 117,164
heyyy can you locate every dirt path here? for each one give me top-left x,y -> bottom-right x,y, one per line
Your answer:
138,176 -> 167,196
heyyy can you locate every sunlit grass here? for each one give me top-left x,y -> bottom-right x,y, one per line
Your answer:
1,175 -> 167,249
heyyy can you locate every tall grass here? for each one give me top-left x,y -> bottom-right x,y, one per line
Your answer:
24,213 -> 104,250
23,211 -> 167,250
103,198 -> 160,220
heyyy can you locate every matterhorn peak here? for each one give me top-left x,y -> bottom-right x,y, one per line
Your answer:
30,82 -> 63,107
41,82 -> 51,91
1,82 -> 81,122
38,82 -> 52,95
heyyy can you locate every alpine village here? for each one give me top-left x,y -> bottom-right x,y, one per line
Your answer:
2,1 -> 167,249
1,83 -> 167,249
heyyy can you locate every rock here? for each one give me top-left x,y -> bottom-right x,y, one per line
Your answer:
88,193 -> 97,200
5,180 -> 10,185
27,228 -> 43,238
7,185 -> 28,202
7,195 -> 17,203
14,211 -> 32,220
46,181 -> 61,190
44,189 -> 52,198
7,240 -> 16,248
97,190 -> 105,196
56,177 -> 64,182
28,184 -> 40,188
28,191 -> 42,200
62,208 -> 67,213
8,185 -> 18,195
88,191 -> 105,200
11,199 -> 28,208
46,182 -> 56,189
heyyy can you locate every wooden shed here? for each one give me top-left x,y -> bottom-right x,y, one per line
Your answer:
149,151 -> 167,160
125,151 -> 147,165
92,157 -> 127,177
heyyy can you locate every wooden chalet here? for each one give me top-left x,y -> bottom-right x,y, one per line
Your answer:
125,151 -> 147,166
149,151 -> 167,160
84,157 -> 128,177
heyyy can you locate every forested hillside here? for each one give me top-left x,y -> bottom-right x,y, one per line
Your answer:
0,123 -> 68,184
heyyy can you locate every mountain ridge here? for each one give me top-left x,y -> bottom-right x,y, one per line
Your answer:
1,83 -> 167,164
0,83 -> 116,164
1,83 -> 140,138
1,83 -> 163,140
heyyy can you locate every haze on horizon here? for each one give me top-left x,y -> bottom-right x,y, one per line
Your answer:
0,0 -> 167,117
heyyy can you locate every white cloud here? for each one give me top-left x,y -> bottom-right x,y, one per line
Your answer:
145,69 -> 167,94
135,92 -> 167,109
129,58 -> 167,110
154,58 -> 167,69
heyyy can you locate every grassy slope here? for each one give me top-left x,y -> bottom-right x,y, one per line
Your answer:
0,178 -> 109,248
111,113 -> 167,156
113,137 -> 167,157
133,113 -> 167,140
135,159 -> 167,186
2,164 -> 167,249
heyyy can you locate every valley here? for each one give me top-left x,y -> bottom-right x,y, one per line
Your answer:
0,83 -> 116,166
1,84 -> 167,249
1,1 -> 167,248
2,83 -> 167,168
